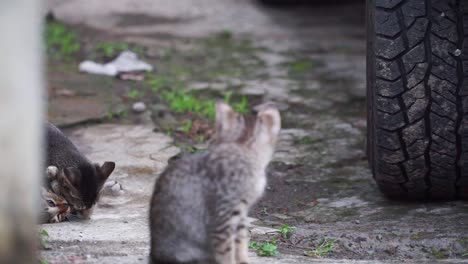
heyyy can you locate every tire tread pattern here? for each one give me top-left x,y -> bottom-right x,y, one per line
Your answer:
370,0 -> 467,199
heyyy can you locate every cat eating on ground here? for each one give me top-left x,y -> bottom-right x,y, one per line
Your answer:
45,122 -> 115,222
149,101 -> 281,264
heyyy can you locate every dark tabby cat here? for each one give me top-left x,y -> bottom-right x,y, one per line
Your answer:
149,102 -> 281,264
46,122 -> 115,220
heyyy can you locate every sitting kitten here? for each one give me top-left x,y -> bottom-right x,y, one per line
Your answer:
149,102 -> 281,264
46,122 -> 115,219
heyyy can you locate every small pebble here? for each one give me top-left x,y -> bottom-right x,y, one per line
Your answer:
440,12 -> 445,17
454,49 -> 462,56
376,234 -> 383,241
111,183 -> 123,196
132,102 -> 146,113
355,220 -> 360,224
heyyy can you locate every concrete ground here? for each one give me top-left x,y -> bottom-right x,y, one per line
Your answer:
41,0 -> 468,263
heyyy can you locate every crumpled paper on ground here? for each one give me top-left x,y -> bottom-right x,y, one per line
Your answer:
79,51 -> 153,76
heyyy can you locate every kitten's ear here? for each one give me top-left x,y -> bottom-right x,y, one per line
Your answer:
215,101 -> 235,133
256,105 -> 281,141
100,162 -> 115,181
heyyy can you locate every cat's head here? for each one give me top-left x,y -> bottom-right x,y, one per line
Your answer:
214,101 -> 281,156
40,187 -> 70,224
47,162 -> 115,219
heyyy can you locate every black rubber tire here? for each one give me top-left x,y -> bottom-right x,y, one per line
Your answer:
367,0 -> 468,200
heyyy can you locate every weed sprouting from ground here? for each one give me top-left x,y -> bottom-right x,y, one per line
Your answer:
38,229 -> 49,249
249,241 -> 279,257
96,42 -> 128,58
127,88 -> 141,100
38,229 -> 50,263
181,120 -> 193,133
278,225 -> 296,239
304,238 -> 337,258
46,22 -> 80,59
162,89 -> 216,119
95,41 -> 145,58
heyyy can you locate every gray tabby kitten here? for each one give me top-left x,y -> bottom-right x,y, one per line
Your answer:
46,122 -> 115,220
39,166 -> 85,223
149,102 -> 281,264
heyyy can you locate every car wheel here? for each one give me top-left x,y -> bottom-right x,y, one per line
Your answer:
367,0 -> 468,199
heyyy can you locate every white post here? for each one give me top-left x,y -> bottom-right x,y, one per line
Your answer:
0,0 -> 43,263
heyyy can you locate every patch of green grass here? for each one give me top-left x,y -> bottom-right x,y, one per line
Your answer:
96,42 -> 129,58
181,120 -> 193,133
223,91 -> 249,113
146,75 -> 170,93
95,41 -> 145,58
162,90 -> 216,119
107,110 -> 128,120
46,22 -> 80,59
278,225 -> 296,239
304,238 -> 337,258
128,88 -> 141,99
232,96 -> 249,113
249,241 -> 279,257
430,248 -> 447,259
289,59 -> 313,73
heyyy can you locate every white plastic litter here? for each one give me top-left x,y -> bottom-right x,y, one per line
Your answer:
132,102 -> 146,113
79,51 -> 153,76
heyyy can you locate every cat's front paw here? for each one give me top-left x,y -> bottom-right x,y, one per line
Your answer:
101,181 -> 124,196
46,166 -> 58,179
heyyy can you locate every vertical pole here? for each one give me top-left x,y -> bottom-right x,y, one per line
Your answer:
0,0 -> 43,263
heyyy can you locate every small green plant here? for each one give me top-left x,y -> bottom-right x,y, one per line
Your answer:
38,229 -> 49,249
95,41 -> 144,58
162,90 -> 216,119
224,91 -> 233,104
287,59 -> 314,75
260,207 -> 269,216
146,75 -> 170,93
46,22 -> 80,59
304,238 -> 337,258
249,241 -> 278,257
196,135 -> 205,143
232,96 -> 249,113
181,120 -> 193,133
223,91 -> 249,113
107,110 -> 129,120
96,42 -> 129,58
128,89 -> 141,99
430,248 -> 447,259
219,29 -> 233,40
278,225 -> 296,239
463,252 -> 468,257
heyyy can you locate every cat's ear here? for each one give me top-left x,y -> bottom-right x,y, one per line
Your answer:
63,167 -> 81,188
255,105 -> 281,143
99,162 -> 115,181
215,101 -> 235,133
